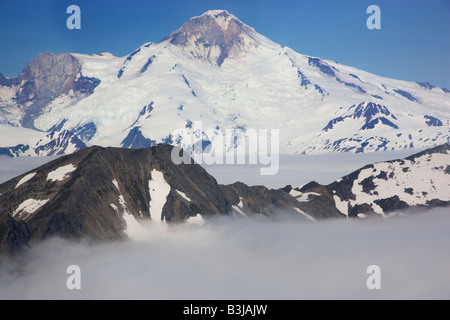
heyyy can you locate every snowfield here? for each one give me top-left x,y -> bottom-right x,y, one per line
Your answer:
13,198 -> 49,219
47,164 -> 77,181
0,10 -> 448,157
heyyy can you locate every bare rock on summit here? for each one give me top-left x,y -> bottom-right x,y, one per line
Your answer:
163,10 -> 260,66
0,145 -> 233,254
2,52 -> 100,129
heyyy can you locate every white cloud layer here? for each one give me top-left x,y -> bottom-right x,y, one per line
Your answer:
1,207 -> 449,300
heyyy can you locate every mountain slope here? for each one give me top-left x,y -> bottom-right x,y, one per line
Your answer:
293,143 -> 450,217
0,144 -> 340,255
0,10 -> 449,156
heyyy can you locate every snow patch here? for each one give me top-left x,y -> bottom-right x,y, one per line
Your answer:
293,207 -> 316,222
13,199 -> 49,219
176,190 -> 191,202
295,192 -> 322,202
237,197 -> 244,208
112,179 -> 120,191
333,195 -> 348,216
118,195 -> 127,210
47,164 -> 76,181
117,194 -> 144,238
148,169 -> 171,223
289,189 -> 302,198
232,205 -> 247,217
15,172 -> 36,188
122,213 -> 142,238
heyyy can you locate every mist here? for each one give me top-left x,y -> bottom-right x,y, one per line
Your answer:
203,149 -> 421,188
1,207 -> 449,300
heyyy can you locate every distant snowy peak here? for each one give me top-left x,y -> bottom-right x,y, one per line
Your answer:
0,10 -> 449,157
0,129 -> 86,157
322,102 -> 399,133
162,9 -> 263,66
0,52 -> 100,129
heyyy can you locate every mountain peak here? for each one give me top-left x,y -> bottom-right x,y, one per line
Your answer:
0,144 -> 339,255
162,10 -> 259,66
198,9 -> 233,18
188,10 -> 242,30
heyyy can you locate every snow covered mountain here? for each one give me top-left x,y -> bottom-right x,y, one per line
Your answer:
0,9 -> 449,156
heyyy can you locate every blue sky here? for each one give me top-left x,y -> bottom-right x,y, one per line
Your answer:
0,0 -> 449,88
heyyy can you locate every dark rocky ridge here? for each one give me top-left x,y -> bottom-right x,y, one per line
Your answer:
0,145 -> 340,255
221,181 -> 342,219
1,141 -> 448,255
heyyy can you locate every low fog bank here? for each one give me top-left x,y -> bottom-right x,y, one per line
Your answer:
1,207 -> 449,300
203,148 -> 421,188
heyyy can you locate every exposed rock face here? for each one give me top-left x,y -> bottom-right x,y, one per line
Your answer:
221,182 -> 342,220
0,216 -> 30,256
15,53 -> 81,105
121,127 -> 157,149
163,10 -> 260,66
283,182 -> 346,220
2,52 -> 100,129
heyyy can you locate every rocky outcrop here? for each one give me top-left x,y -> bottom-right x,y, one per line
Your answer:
1,52 -> 100,129
221,182 -> 342,219
0,215 -> 30,256
163,10 -> 260,66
